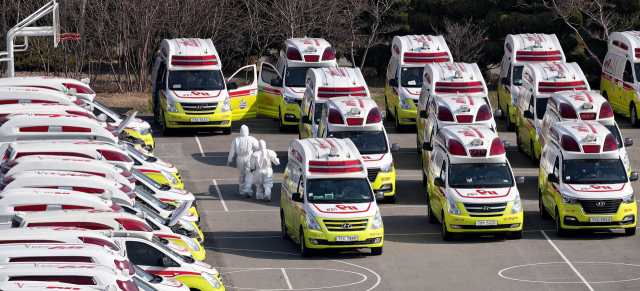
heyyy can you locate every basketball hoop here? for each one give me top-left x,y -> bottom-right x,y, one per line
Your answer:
58,33 -> 81,43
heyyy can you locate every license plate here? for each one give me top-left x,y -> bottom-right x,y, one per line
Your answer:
336,236 -> 358,242
590,217 -> 612,222
475,220 -> 498,226
191,118 -> 209,122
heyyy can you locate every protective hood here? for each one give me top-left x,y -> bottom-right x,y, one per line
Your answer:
258,140 -> 269,166
168,200 -> 192,227
240,125 -> 249,137
117,111 -> 137,134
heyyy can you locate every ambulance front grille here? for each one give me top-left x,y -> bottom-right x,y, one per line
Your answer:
367,168 -> 380,182
322,218 -> 368,232
180,102 -> 218,112
578,199 -> 622,215
463,202 -> 508,213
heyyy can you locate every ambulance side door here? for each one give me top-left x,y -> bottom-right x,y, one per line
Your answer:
428,149 -> 446,219
257,62 -> 282,118
282,165 -> 295,232
293,173 -> 306,238
520,89 -> 534,149
153,61 -> 168,115
612,55 -> 626,111
227,65 -> 258,121
417,85 -> 428,143
620,59 -> 637,111
542,149 -> 560,212
498,56 -> 511,113
386,57 -> 399,115
601,53 -> 618,109
299,89 -> 313,139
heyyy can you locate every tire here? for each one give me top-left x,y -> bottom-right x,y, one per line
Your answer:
162,114 -> 173,136
441,212 -> 454,241
516,127 -> 523,152
221,126 -> 231,135
539,193 -> 551,220
281,211 -> 290,240
394,110 -> 403,132
279,109 -> 287,132
625,227 -> 636,236
531,141 -> 539,166
370,246 -> 383,256
506,105 -> 515,131
416,135 -> 421,154
602,91 -> 609,101
300,230 -> 311,257
497,94 -> 506,120
556,210 -> 568,237
421,158 -> 427,187
631,104 -> 640,128
386,194 -> 396,204
385,96 -> 395,121
511,229 -> 523,239
427,199 -> 438,224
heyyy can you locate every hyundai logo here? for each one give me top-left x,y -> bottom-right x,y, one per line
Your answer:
196,105 -> 204,110
596,202 -> 606,207
342,223 -> 352,229
482,206 -> 491,211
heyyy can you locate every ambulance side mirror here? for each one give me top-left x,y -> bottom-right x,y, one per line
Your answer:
434,178 -> 445,187
419,110 -> 428,119
625,138 -> 633,147
227,82 -> 238,90
630,172 -> 638,182
547,173 -> 559,183
523,110 -> 534,119
422,142 -> 432,151
292,192 -> 304,203
270,78 -> 282,87
302,116 -> 312,124
161,256 -> 173,267
391,143 -> 400,152
516,176 -> 525,184
493,109 -> 502,118
501,77 -> 510,86
389,79 -> 398,87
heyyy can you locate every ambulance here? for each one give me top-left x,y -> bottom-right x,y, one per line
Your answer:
89,101 -> 154,152
0,103 -> 95,119
130,168 -> 197,217
539,90 -> 633,174
151,38 -> 256,135
0,243 -> 134,276
299,67 -> 370,139
134,265 -> 192,291
0,227 -> 121,251
600,31 -> 640,126
0,87 -> 87,107
516,62 -> 589,165
258,38 -> 338,131
424,125 -> 524,240
417,62 -> 495,153
538,121 -> 637,236
498,34 -> 565,130
0,76 -> 95,101
385,35 -> 453,132
0,263 -> 138,291
1,156 -> 136,187
124,142 -> 183,189
281,138 -> 383,256
132,186 -> 199,227
0,171 -> 135,206
109,231 -> 224,291
0,282 -> 106,291
315,97 -> 399,202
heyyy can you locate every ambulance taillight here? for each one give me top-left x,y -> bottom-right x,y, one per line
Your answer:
476,105 -> 491,121
98,150 -> 132,163
560,103 -> 577,119
599,102 -> 614,118
347,118 -> 363,126
438,106 -> 454,122
63,83 -> 95,95
115,218 -> 152,232
1,159 -> 18,174
114,259 -> 135,275
561,135 -> 580,152
117,280 -> 140,291
322,47 -> 335,61
448,139 -> 466,156
287,47 -> 303,61
119,185 -> 136,199
490,138 -> 505,156
79,236 -> 120,251
328,109 -> 344,124
366,107 -> 381,124
603,133 -> 618,152
66,110 -> 96,120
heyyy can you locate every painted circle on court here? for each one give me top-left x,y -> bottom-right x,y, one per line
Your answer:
499,262 -> 640,284
223,267 -> 367,290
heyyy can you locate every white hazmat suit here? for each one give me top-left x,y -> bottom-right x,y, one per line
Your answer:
228,125 -> 259,196
250,140 -> 280,201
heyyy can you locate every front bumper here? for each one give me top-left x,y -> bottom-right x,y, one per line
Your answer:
559,202 -> 637,230
371,167 -> 396,198
509,106 -> 517,124
304,218 -> 384,249
165,102 -> 231,129
444,202 -> 524,233
173,274 -> 224,291
281,102 -> 301,125
396,105 -> 418,125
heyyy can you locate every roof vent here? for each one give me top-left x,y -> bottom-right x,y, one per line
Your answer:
307,46 -> 317,53
557,70 -> 566,79
329,147 -> 339,157
586,134 -> 597,143
471,138 -> 484,146
349,108 -> 360,115
459,105 -> 470,113
582,102 -> 593,110
454,70 -> 463,79
422,41 -> 430,50
534,39 -> 542,48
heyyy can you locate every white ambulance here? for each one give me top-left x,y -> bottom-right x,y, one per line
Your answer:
315,97 -> 399,202
0,227 -> 121,251
498,34 -> 566,130
281,138 -> 383,256
0,76 -> 95,101
130,168 -> 196,211
10,209 -> 152,232
89,101 -> 154,152
600,31 -> 640,126
538,121 -> 637,236
151,38 -> 256,135
124,142 -> 183,189
0,171 -> 135,206
132,186 -> 199,227
0,263 -> 138,291
539,90 -> 632,174
0,103 -> 95,119
516,62 -> 589,165
258,38 -> 338,131
0,282 -> 105,291
423,125 -> 524,240
385,35 -> 453,132
299,67 -> 370,139
134,265 -> 192,291
0,87 -> 87,107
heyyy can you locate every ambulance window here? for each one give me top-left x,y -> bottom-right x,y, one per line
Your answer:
562,159 -> 627,184
285,67 -> 308,87
313,103 -> 323,124
623,61 -> 634,83
512,66 -> 524,86
536,97 -> 549,120
126,241 -> 174,267
605,125 -> 623,148
261,66 -> 280,84
156,63 -> 166,82
505,64 -> 511,83
297,175 -> 304,194
553,157 -> 559,178
401,67 -> 423,87
168,70 -> 225,91
634,63 -> 640,82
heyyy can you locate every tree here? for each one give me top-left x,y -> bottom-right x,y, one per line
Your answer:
432,18 -> 487,64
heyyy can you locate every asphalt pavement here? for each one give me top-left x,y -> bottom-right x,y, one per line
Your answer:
150,114 -> 640,291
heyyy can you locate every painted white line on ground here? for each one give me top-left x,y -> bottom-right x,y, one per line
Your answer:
205,235 -> 281,239
541,230 -> 594,290
513,171 -> 539,174
199,209 -> 278,213
194,134 -> 205,157
207,229 -> 556,238
281,268 -> 293,290
213,179 -> 228,212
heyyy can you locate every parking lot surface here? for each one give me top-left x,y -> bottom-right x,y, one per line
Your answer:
150,115 -> 640,291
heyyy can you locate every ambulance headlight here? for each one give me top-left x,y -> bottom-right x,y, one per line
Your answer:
283,95 -> 297,104
180,234 -> 200,252
622,194 -> 635,204
562,195 -> 578,205
399,94 -> 411,110
166,97 -> 179,113
201,272 -> 222,289
510,195 -> 522,214
161,170 -> 178,185
380,162 -> 393,173
179,219 -> 196,232
305,212 -> 322,231
446,196 -> 461,215
371,209 -> 383,230
220,97 -> 231,113
132,127 -> 150,136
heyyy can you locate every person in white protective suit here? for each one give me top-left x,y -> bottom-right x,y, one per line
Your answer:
250,140 -> 280,201
227,125 -> 259,197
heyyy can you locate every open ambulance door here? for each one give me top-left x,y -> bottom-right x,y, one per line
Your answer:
257,62 -> 282,118
228,65 -> 258,121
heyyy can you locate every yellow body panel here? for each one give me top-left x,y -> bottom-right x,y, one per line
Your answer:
125,129 -> 155,152
144,171 -> 184,189
167,237 -> 206,261
303,216 -> 384,250
370,167 -> 396,197
172,275 -> 224,291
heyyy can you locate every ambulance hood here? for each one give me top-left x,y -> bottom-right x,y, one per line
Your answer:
449,187 -> 519,203
189,259 -> 219,275
307,202 -> 377,219
402,87 -> 421,99
361,153 -> 391,168
560,183 -> 632,199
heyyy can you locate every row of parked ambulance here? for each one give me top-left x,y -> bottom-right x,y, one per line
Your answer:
0,79 -> 223,289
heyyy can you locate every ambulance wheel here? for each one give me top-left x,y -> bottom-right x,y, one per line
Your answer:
631,104 -> 640,128
422,159 -> 427,187
539,192 -> 551,220
279,109 -> 287,132
511,229 -> 523,239
498,96 -> 507,120
300,229 -> 311,257
385,97 -> 395,121
416,135 -> 421,153
386,194 -> 396,204
370,246 -> 383,256
394,110 -> 404,132
162,115 -> 173,136
221,127 -> 231,135
515,127 -> 523,152
281,211 -> 290,240
625,227 -> 636,236
555,209 -> 568,237
602,91 -> 609,101
506,105 -> 515,131
441,212 -> 454,241
427,200 -> 438,224
530,141 -> 539,166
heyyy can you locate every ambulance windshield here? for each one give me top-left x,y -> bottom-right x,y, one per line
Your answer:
327,131 -> 388,154
512,66 -> 524,86
285,67 -> 309,87
168,70 -> 225,91
401,67 -> 423,88
562,159 -> 627,184
307,178 -> 374,203
448,163 -> 513,188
